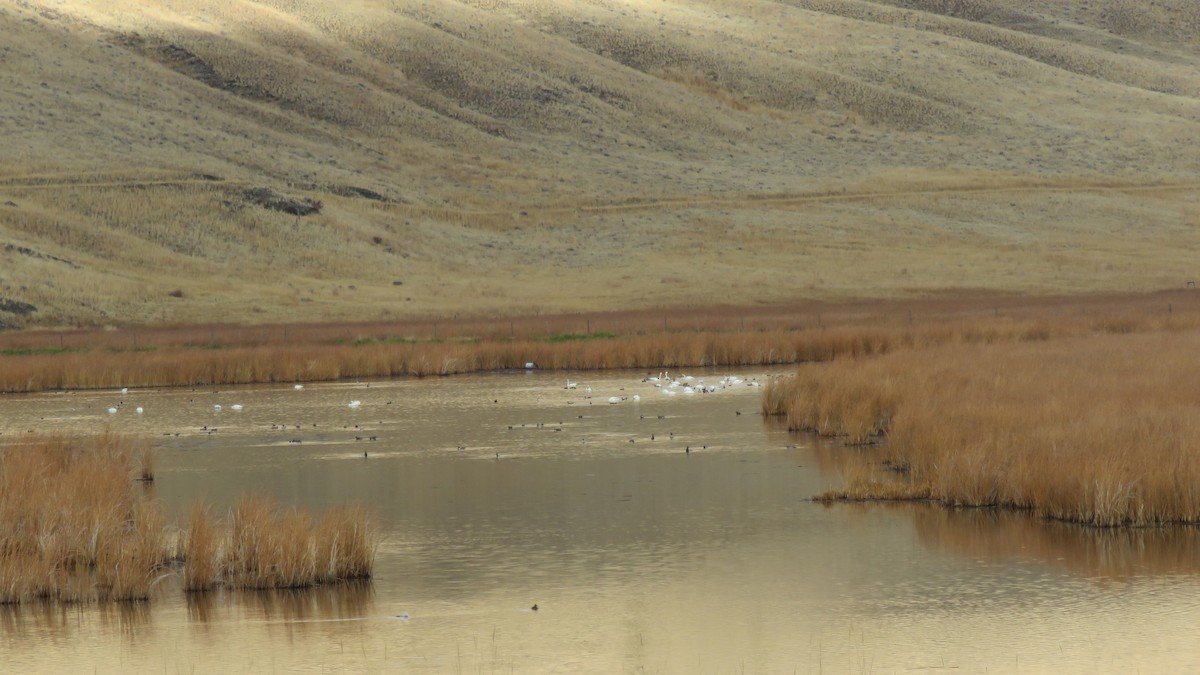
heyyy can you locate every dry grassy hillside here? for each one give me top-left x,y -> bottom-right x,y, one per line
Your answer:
0,0 -> 1198,327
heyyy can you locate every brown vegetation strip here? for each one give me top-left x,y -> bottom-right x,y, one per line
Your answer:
2,291 -> 1198,393
0,330 -> 892,392
0,434 -> 375,605
764,331 -> 1200,527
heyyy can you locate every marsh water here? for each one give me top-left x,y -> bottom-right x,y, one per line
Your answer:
0,369 -> 1199,673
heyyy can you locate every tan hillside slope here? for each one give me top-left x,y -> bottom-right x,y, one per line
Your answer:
0,0 -> 1198,327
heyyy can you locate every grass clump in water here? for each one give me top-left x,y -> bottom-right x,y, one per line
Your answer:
183,495 -> 375,591
0,433 -> 170,604
0,434 -> 377,603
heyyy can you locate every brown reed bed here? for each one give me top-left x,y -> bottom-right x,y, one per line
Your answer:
765,331 -> 1200,526
2,290 -> 1198,393
0,433 -> 169,605
0,434 -> 376,604
185,495 -> 375,591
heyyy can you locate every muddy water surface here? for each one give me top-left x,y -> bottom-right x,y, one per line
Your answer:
0,370 -> 1198,673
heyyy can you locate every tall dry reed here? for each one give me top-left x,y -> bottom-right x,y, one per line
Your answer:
314,505 -> 375,582
0,435 -> 376,604
766,331 -> 1200,526
182,502 -> 222,592
219,495 -> 373,590
0,434 -> 169,604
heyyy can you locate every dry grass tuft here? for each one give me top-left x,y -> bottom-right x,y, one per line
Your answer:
225,495 -> 284,590
315,505 -> 376,583
181,502 -> 222,593
219,495 -> 373,590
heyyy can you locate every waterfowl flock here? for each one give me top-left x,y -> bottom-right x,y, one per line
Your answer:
97,383 -> 382,449
645,372 -> 761,395
91,369 -> 768,459
563,371 -> 763,406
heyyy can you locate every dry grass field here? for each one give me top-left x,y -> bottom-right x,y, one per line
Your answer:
0,289 -> 1191,392
0,1 -> 1198,327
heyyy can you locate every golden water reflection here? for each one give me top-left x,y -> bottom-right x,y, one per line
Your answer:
0,371 -> 1197,673
183,580 -> 374,625
915,506 -> 1200,580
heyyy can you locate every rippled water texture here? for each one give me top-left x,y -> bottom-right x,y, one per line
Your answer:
1,370 -> 1198,673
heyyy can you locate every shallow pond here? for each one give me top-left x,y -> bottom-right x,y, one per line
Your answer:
0,369 -> 1198,673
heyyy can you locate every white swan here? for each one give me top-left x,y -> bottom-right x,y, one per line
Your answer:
294,384 -> 304,390
230,404 -> 244,411
213,404 -> 222,412
107,407 -> 118,414
135,406 -> 144,414
607,396 -> 620,404
348,400 -> 362,409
